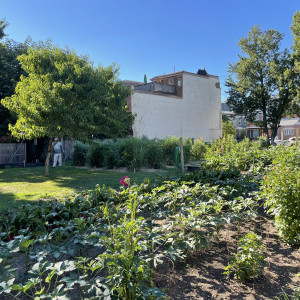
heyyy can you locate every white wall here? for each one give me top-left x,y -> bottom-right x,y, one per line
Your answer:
131,73 -> 222,142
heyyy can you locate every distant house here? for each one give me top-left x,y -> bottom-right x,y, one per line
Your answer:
221,102 -> 300,140
277,118 -> 300,139
246,111 -> 265,139
221,103 -> 247,138
124,69 -> 222,142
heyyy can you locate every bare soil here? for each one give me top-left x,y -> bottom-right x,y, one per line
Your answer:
155,217 -> 300,300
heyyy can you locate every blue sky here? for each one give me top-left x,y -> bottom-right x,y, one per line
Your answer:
1,0 -> 299,101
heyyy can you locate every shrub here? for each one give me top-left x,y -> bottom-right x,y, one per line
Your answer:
162,136 -> 192,166
204,136 -> 273,172
224,232 -> 265,282
121,137 -> 142,171
222,120 -> 236,136
87,143 -> 106,168
72,141 -> 89,166
103,140 -> 122,169
142,138 -> 164,169
191,138 -> 207,160
183,138 -> 193,162
162,136 -> 179,166
256,136 -> 270,148
261,146 -> 300,244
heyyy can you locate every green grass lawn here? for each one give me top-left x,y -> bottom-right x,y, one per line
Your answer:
0,165 -> 178,211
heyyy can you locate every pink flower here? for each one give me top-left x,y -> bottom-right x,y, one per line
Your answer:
120,176 -> 130,187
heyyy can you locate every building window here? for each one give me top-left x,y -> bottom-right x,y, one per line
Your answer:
178,79 -> 181,86
250,129 -> 259,138
284,128 -> 294,136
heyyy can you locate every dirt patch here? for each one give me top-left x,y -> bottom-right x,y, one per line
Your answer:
154,217 -> 300,299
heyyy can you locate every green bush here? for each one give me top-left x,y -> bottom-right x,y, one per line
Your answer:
204,136 -> 273,172
256,136 -> 270,148
224,232 -> 265,282
103,140 -> 122,169
261,146 -> 300,244
222,120 -> 236,136
142,138 -> 164,169
162,136 -> 179,166
87,143 -> 106,168
121,137 -> 143,171
72,142 -> 89,166
183,138 -> 193,162
162,136 -> 192,166
191,138 -> 207,160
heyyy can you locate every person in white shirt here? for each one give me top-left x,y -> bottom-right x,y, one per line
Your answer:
52,138 -> 63,167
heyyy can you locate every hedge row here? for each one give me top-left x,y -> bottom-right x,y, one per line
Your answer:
72,137 -> 194,170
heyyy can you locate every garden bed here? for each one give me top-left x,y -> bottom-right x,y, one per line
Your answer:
0,140 -> 299,299
155,217 -> 300,300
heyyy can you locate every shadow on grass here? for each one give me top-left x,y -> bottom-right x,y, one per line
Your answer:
0,190 -> 39,212
0,165 -> 171,187
0,165 -> 175,211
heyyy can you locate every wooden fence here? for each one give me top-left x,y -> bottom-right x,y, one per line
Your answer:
62,139 -> 74,161
0,143 -> 26,164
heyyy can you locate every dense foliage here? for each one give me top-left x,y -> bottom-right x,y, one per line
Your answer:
291,10 -> 300,108
72,141 -> 90,166
191,138 -> 206,160
261,146 -> 300,244
224,232 -> 265,282
72,136 -> 193,171
226,26 -> 299,142
1,40 -> 133,176
1,135 -> 299,299
0,165 -> 260,299
0,20 -> 29,138
222,120 -> 236,136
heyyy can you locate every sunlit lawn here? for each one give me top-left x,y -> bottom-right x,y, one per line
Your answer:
0,165 -> 177,211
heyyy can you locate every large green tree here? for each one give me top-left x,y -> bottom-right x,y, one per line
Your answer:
2,41 -> 133,176
0,40 -> 28,137
226,26 -> 297,143
291,11 -> 300,111
0,20 -> 29,138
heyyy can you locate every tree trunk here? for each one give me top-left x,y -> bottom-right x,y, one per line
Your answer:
45,137 -> 62,177
262,97 -> 269,139
45,139 -> 53,177
271,126 -> 279,145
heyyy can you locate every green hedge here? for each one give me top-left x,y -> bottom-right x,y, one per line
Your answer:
72,141 -> 89,166
73,136 -> 196,170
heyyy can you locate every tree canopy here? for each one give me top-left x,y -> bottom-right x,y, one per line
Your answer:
0,20 -> 28,138
2,41 -> 134,175
0,19 -> 7,40
226,26 -> 298,142
291,11 -> 300,108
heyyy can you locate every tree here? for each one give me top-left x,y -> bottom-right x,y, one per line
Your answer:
0,40 -> 28,137
291,10 -> 300,112
292,11 -> 300,74
144,74 -> 147,83
0,19 -> 29,138
222,120 -> 236,136
0,19 -> 7,40
226,26 -> 297,143
2,41 -> 134,176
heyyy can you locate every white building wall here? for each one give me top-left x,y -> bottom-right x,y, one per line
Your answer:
131,73 -> 222,142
